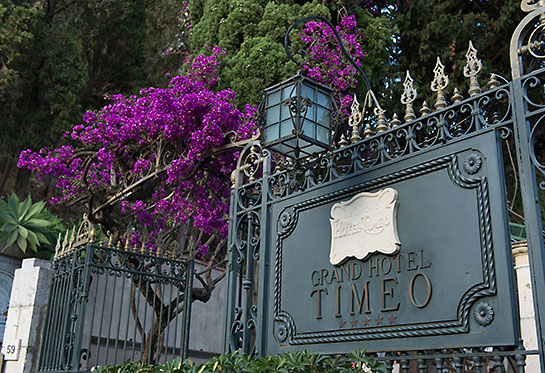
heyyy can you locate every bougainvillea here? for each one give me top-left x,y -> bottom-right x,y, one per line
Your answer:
17,15 -> 364,258
300,14 -> 365,114
18,46 -> 256,255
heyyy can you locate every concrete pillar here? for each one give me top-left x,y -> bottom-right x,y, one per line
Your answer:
512,241 -> 539,371
1,258 -> 52,373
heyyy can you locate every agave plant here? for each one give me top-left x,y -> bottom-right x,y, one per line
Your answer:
0,193 -> 65,254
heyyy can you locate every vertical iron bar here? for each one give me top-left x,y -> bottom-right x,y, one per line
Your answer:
474,355 -> 483,373
147,261 -> 157,364
223,188 -> 240,353
140,259 -> 150,361
122,269 -> 132,363
400,356 -> 410,373
103,263 -> 118,365
173,279 -> 180,361
59,251 -> 78,370
241,215 -> 254,354
96,252 -> 110,367
38,262 -> 60,370
181,259 -> 194,361
70,245 -> 94,371
51,261 -> 69,369
164,269 -> 174,363
131,267 -> 144,362
156,281 -> 164,364
113,258 -> 127,365
87,261 -> 101,368
510,75 -> 545,370
510,10 -> 545,369
494,353 -> 505,373
255,158 -> 270,355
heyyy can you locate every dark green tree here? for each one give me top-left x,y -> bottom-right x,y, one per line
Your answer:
392,0 -> 522,101
0,0 -> 190,198
188,0 -> 397,106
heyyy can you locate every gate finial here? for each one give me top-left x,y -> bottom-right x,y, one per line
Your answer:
431,57 -> 449,110
349,94 -> 362,143
401,71 -> 417,122
464,41 -> 483,97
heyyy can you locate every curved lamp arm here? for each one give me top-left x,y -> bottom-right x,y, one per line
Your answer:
284,15 -> 372,92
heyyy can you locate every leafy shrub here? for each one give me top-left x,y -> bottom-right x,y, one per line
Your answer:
96,350 -> 385,372
0,193 -> 65,258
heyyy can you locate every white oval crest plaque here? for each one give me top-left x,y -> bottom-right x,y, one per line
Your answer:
329,188 -> 400,265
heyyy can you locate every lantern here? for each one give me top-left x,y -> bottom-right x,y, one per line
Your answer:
260,74 -> 337,159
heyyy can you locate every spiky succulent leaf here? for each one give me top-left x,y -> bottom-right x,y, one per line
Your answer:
18,226 -> 28,239
16,236 -> 27,252
6,230 -> 18,247
25,219 -> 51,229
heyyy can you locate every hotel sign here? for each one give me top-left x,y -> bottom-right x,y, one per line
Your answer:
260,130 -> 519,354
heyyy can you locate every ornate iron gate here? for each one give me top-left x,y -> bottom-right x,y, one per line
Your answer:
224,2 -> 545,371
38,226 -> 193,372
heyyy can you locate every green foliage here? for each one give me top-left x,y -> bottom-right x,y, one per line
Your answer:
0,193 -> 64,257
392,0 -> 522,101
0,1 -> 41,90
188,0 -> 399,107
97,350 -> 386,372
0,0 -> 189,163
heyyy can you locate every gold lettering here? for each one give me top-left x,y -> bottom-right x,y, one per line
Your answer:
350,282 -> 371,315
381,277 -> 400,312
310,288 -> 328,319
368,257 -> 379,277
311,270 -> 320,286
351,262 -> 362,280
395,254 -> 402,273
321,269 -> 329,285
407,252 -> 418,271
420,250 -> 432,269
409,273 -> 432,308
335,286 -> 342,317
340,263 -> 350,282
330,268 -> 341,284
381,257 -> 392,276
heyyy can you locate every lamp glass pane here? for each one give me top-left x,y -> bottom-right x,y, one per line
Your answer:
282,84 -> 296,100
316,106 -> 330,127
266,104 -> 280,125
280,103 -> 291,122
317,125 -> 330,144
302,119 -> 315,138
302,83 -> 316,101
264,124 -> 279,142
280,120 -> 293,138
268,90 -> 281,106
304,103 -> 316,122
317,90 -> 330,107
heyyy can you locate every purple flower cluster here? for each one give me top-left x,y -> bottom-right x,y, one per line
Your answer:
18,46 -> 256,253
17,14 -> 365,257
300,15 -> 365,114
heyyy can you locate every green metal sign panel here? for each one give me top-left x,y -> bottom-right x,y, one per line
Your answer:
249,129 -> 518,354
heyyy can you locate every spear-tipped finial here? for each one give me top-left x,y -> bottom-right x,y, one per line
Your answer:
431,57 -> 449,110
349,94 -> 362,143
464,41 -> 482,97
401,71 -> 417,123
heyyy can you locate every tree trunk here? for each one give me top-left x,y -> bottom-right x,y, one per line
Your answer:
14,167 -> 30,199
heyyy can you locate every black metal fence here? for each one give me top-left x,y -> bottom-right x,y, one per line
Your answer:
38,243 -> 193,372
